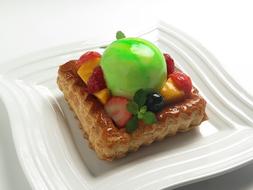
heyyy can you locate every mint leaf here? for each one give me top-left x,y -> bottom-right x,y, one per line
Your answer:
125,116 -> 138,133
133,89 -> 150,107
127,101 -> 139,114
139,105 -> 147,113
116,31 -> 126,40
137,112 -> 144,119
143,111 -> 157,124
137,105 -> 146,119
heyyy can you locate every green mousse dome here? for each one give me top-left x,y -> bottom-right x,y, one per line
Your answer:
100,37 -> 167,99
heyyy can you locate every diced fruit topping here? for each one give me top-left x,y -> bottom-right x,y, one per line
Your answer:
105,97 -> 132,128
72,33 -> 192,131
146,92 -> 165,113
77,54 -> 101,84
87,66 -> 106,93
170,71 -> 192,95
164,53 -> 175,75
77,62 -> 99,84
76,51 -> 101,70
94,88 -> 110,105
160,78 -> 185,103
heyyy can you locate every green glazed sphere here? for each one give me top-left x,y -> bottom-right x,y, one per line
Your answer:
101,38 -> 167,99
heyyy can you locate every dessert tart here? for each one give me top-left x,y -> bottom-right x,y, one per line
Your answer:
57,32 -> 206,161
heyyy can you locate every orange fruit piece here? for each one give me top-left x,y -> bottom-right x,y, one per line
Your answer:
77,57 -> 100,84
94,88 -> 110,105
160,78 -> 185,103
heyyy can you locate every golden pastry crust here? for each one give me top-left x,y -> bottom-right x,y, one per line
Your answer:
57,60 -> 207,161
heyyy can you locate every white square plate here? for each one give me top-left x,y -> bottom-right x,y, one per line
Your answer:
1,22 -> 253,190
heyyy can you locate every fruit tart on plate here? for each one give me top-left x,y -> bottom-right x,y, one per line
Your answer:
57,31 -> 207,161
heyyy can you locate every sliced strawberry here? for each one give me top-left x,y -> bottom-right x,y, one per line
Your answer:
75,51 -> 101,70
105,97 -> 132,128
169,71 -> 192,95
164,53 -> 175,75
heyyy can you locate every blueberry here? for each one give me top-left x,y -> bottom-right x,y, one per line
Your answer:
146,92 -> 165,112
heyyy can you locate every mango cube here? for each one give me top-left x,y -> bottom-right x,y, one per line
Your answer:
77,58 -> 100,84
160,78 -> 185,103
94,88 -> 110,104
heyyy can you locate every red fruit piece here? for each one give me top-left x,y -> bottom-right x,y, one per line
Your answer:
75,51 -> 101,70
105,97 -> 132,128
170,71 -> 192,95
87,66 -> 106,93
164,53 -> 175,75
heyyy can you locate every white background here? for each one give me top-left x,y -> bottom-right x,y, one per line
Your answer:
1,0 -> 253,189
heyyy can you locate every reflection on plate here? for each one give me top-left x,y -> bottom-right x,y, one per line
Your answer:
1,22 -> 253,190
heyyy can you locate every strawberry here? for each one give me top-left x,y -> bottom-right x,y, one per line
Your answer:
75,51 -> 101,70
164,53 -> 175,75
105,97 -> 132,128
169,71 -> 192,95
87,66 -> 106,93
